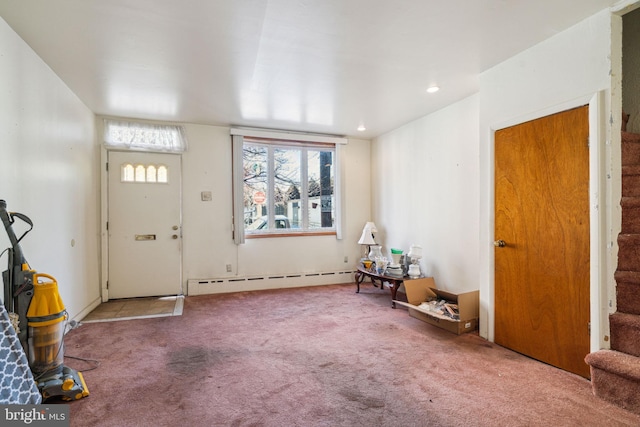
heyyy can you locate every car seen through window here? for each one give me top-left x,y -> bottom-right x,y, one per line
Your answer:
246,215 -> 291,231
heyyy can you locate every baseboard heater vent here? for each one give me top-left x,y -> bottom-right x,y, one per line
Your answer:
187,270 -> 355,296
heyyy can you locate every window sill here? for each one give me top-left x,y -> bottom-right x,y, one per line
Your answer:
246,231 -> 336,239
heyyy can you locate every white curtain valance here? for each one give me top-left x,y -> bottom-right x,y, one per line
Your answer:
104,120 -> 188,153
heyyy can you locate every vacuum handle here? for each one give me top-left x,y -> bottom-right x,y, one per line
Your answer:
11,212 -> 33,228
33,273 -> 56,284
0,200 -> 33,267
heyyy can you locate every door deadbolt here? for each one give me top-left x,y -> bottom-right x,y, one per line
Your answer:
172,234 -> 178,239
494,239 -> 506,248
172,225 -> 179,230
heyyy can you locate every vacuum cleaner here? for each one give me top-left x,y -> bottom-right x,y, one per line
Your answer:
1,199 -> 89,401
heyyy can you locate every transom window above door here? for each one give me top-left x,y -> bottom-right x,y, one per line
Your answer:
104,119 -> 187,153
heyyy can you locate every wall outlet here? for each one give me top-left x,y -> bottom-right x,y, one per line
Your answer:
226,264 -> 232,272
201,191 -> 212,201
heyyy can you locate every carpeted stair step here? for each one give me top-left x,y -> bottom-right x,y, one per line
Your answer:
610,312 -> 640,357
614,271 -> 640,315
585,349 -> 640,415
616,234 -> 640,272
621,197 -> 640,234
605,130 -> 640,416
622,165 -> 640,197
622,131 -> 640,166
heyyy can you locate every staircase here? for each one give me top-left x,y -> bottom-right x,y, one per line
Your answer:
585,129 -> 640,415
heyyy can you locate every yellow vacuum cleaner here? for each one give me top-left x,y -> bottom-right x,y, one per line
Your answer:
1,199 -> 89,401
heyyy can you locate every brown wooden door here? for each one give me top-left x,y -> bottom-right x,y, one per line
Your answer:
494,105 -> 590,378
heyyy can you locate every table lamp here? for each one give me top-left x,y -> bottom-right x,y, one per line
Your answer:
407,244 -> 422,278
357,222 -> 377,259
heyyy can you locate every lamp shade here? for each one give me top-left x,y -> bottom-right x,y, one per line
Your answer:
408,244 -> 422,259
357,228 -> 376,245
357,222 -> 377,245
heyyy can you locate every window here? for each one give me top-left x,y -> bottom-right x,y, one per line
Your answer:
104,119 -> 187,153
243,139 -> 335,235
231,128 -> 346,242
121,163 -> 169,183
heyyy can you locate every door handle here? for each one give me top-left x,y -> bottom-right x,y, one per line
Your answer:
172,234 -> 179,239
494,239 -> 506,248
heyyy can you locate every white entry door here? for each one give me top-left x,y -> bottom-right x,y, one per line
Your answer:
107,151 -> 182,299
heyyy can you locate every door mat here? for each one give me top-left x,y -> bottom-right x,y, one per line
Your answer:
82,295 -> 184,323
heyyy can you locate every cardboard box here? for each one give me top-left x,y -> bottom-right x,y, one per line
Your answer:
394,277 -> 479,335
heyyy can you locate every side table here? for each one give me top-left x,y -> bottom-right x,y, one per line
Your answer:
355,265 -> 411,308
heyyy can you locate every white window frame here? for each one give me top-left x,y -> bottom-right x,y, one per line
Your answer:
231,128 -> 346,244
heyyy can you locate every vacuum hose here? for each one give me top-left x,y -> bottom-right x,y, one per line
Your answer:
0,199 -> 35,349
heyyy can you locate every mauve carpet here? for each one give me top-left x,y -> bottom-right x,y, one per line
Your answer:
62,283 -> 640,426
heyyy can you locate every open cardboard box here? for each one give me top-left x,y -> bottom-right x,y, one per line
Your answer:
394,277 -> 479,335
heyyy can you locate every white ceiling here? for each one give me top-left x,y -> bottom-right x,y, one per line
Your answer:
0,0 -> 621,138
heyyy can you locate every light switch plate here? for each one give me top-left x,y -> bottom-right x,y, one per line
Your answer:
201,191 -> 212,201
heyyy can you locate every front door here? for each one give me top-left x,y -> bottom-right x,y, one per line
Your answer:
107,151 -> 182,299
494,105 -> 590,378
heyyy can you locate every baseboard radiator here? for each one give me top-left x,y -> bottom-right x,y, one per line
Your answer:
187,270 -> 356,296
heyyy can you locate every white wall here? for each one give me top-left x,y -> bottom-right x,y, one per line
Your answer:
179,124 -> 372,291
372,94 -> 480,293
0,18 -> 100,320
479,9 -> 620,348
95,120 -> 371,296
370,7 -> 622,352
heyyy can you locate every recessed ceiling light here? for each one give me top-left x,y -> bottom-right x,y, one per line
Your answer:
426,86 -> 440,94
357,125 -> 366,132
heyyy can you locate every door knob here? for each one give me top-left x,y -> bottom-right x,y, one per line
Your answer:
172,225 -> 179,230
494,239 -> 506,247
172,234 -> 178,239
